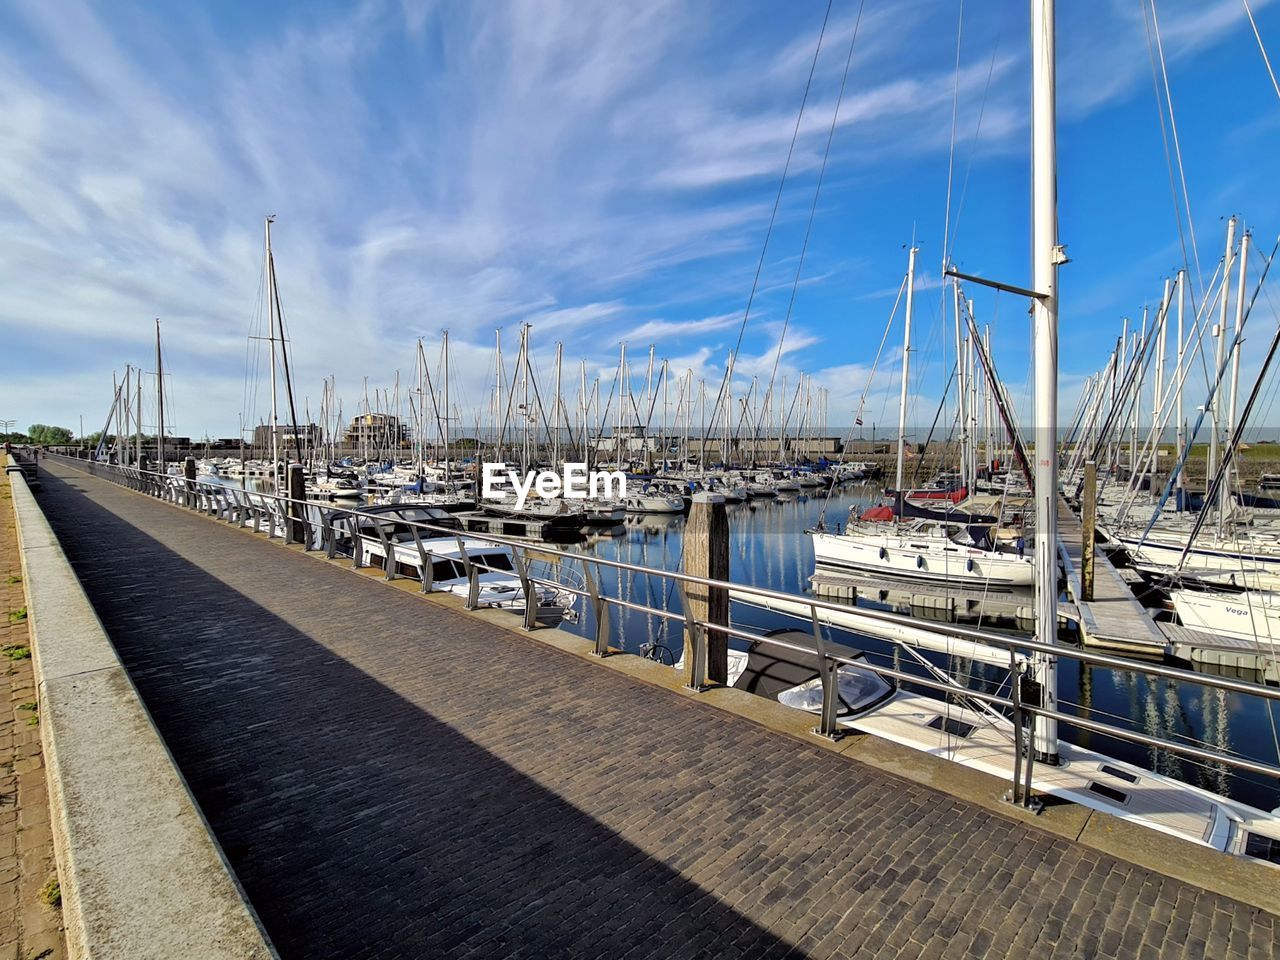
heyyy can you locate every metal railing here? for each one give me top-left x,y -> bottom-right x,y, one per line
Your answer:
44,453 -> 1280,808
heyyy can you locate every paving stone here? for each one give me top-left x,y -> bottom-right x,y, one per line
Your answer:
32,461 -> 1280,960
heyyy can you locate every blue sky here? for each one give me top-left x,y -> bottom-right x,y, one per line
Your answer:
2,0 -> 1280,440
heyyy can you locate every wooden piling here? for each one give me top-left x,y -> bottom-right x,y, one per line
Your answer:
683,491 -> 729,686
288,463 -> 307,544
1081,460 -> 1096,602
183,457 -> 197,508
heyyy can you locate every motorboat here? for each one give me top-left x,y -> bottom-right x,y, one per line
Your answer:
328,504 -> 576,623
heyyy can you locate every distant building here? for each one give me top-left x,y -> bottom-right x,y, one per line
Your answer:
253,423 -> 323,450
343,414 -> 409,451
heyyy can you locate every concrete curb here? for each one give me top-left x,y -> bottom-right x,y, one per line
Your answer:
7,457 -> 277,960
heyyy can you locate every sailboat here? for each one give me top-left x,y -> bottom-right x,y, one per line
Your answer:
744,0 -> 1280,858
810,245 -> 1034,588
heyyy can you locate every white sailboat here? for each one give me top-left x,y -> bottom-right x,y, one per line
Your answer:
811,243 -> 1032,588
742,0 -> 1280,858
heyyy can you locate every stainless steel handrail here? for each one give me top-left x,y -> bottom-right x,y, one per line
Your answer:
52,455 -> 1280,789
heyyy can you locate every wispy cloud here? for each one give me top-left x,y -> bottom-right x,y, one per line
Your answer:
0,0 -> 1276,436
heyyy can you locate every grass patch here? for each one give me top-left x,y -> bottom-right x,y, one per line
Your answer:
18,701 -> 36,711
25,715 -> 38,726
4,575 -> 19,585
37,875 -> 60,908
7,607 -> 27,624
2,644 -> 31,661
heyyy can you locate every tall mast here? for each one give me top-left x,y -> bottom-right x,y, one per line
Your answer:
553,340 -> 563,465
1175,270 -> 1186,493
580,360 -> 589,471
1031,0 -> 1061,764
494,329 -> 503,463
521,324 -> 531,471
895,244 -> 918,490
1208,217 -> 1237,486
443,329 -> 451,480
962,300 -> 972,488
264,217 -> 280,479
1227,232 -> 1251,447
155,318 -> 165,473
135,368 -> 143,466
951,281 -> 965,488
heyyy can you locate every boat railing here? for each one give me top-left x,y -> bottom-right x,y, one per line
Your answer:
51,454 -> 1280,806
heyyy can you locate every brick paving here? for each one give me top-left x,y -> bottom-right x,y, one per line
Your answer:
0,471 -> 66,960
29,460 -> 1280,960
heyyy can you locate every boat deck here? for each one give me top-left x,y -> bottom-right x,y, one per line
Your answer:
22,459 -> 1280,959
1057,496 -> 1169,654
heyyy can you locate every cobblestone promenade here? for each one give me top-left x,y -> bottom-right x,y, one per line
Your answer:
31,461 -> 1280,959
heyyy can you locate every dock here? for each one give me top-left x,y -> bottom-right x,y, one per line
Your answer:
1057,496 -> 1169,654
13,459 -> 1280,958
1158,621 -> 1280,684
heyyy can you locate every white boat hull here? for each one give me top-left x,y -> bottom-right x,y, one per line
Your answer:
811,530 -> 1035,587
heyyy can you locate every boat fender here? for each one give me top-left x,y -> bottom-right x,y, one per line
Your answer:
916,555 -> 925,569
878,546 -> 887,560
965,558 -> 974,573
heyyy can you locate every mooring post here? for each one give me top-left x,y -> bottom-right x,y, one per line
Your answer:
1081,460 -> 1097,602
183,457 -> 197,508
287,463 -> 307,546
682,491 -> 729,687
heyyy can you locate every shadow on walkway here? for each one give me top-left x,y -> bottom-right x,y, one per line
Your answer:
35,468 -> 795,960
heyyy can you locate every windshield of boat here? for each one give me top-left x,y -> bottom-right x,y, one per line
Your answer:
777,666 -> 892,716
474,552 -> 514,573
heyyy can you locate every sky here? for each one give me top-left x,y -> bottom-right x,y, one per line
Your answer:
3,0 -> 1280,442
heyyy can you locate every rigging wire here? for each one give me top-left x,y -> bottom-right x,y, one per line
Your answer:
1242,0 -> 1280,105
1145,0 -> 1205,301
947,18 -> 1004,262
700,0 -> 836,450
939,0 -> 965,272
762,0 -> 868,429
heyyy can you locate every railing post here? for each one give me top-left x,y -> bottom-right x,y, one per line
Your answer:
584,563 -> 610,657
810,604 -> 842,740
183,457 -> 196,507
349,517 -> 365,568
676,579 -> 707,691
509,547 -> 539,631
455,535 -> 480,610
1008,656 -> 1025,806
682,492 -> 729,685
323,512 -> 337,558
409,526 -> 433,594
375,520 -> 397,581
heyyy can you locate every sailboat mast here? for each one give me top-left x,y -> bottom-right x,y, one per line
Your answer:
1227,232 -> 1250,444
135,368 -> 143,466
895,244 -> 918,490
1031,0 -> 1061,764
155,318 -> 165,473
443,329 -> 451,481
264,217 -> 280,479
1208,217 -> 1237,487
1175,269 -> 1186,493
